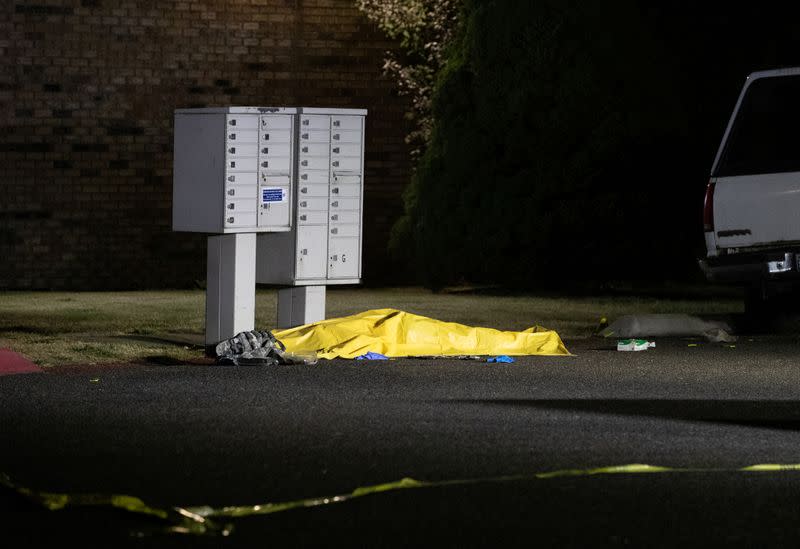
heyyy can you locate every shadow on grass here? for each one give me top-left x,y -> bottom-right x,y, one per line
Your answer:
144,355 -> 187,366
110,334 -> 204,348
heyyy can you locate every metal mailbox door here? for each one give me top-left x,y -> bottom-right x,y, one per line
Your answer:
328,237 -> 359,279
258,186 -> 290,229
296,225 -> 328,280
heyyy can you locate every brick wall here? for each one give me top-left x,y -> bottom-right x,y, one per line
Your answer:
0,0 -> 412,289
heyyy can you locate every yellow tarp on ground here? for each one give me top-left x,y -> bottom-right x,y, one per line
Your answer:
272,308 -> 570,359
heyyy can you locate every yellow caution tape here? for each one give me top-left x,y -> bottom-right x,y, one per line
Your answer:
0,472 -> 231,537
272,308 -> 570,359
533,463 -> 675,479
190,478 -> 426,520
740,463 -> 800,472
6,462 -> 800,537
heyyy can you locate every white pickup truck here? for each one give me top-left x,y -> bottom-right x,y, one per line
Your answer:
700,68 -> 800,310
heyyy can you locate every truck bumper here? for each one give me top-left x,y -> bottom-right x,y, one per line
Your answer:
699,250 -> 800,284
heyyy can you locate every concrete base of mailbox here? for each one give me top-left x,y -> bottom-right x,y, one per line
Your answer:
277,285 -> 326,329
205,233 -> 256,350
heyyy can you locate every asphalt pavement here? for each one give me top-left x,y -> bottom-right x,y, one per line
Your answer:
3,334 -> 800,547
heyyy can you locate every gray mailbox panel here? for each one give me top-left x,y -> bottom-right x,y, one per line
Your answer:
173,107 -> 296,234
257,107 -> 367,286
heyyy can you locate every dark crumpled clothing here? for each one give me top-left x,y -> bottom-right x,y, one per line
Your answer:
214,330 -> 317,366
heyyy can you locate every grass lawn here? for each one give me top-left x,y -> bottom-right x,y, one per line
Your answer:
0,286 -> 743,367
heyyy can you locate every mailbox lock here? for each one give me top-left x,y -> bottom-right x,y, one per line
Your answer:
227,189 -> 235,196
331,201 -> 338,207
301,133 -> 309,139
228,147 -> 236,154
227,203 -> 235,210
302,119 -> 309,126
333,147 -> 340,153
264,133 -> 270,140
331,228 -> 338,234
301,174 -> 308,180
333,134 -> 340,140
331,214 -> 338,221
332,161 -> 339,167
331,187 -> 339,194
262,147 -> 269,154
302,146 -> 308,152
300,214 -> 307,221
227,217 -> 235,224
300,201 -> 307,207
301,160 -> 308,166
333,120 -> 340,127
261,161 -> 269,167
229,119 -> 237,126
229,161 -> 236,168
228,175 -> 235,182
301,187 -> 308,193
229,133 -> 236,140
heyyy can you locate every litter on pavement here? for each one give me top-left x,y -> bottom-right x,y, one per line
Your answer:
600,314 -> 736,343
355,351 -> 389,360
617,339 -> 656,352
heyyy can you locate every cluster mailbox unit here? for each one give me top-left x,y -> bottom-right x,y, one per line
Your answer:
172,106 -> 366,347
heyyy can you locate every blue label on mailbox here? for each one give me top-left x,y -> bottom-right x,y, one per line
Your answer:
261,188 -> 286,203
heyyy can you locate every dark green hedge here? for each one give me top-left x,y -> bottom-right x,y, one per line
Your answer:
391,0 -> 740,289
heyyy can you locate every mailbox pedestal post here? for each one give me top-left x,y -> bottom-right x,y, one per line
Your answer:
205,233 -> 256,352
277,285 -> 326,329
